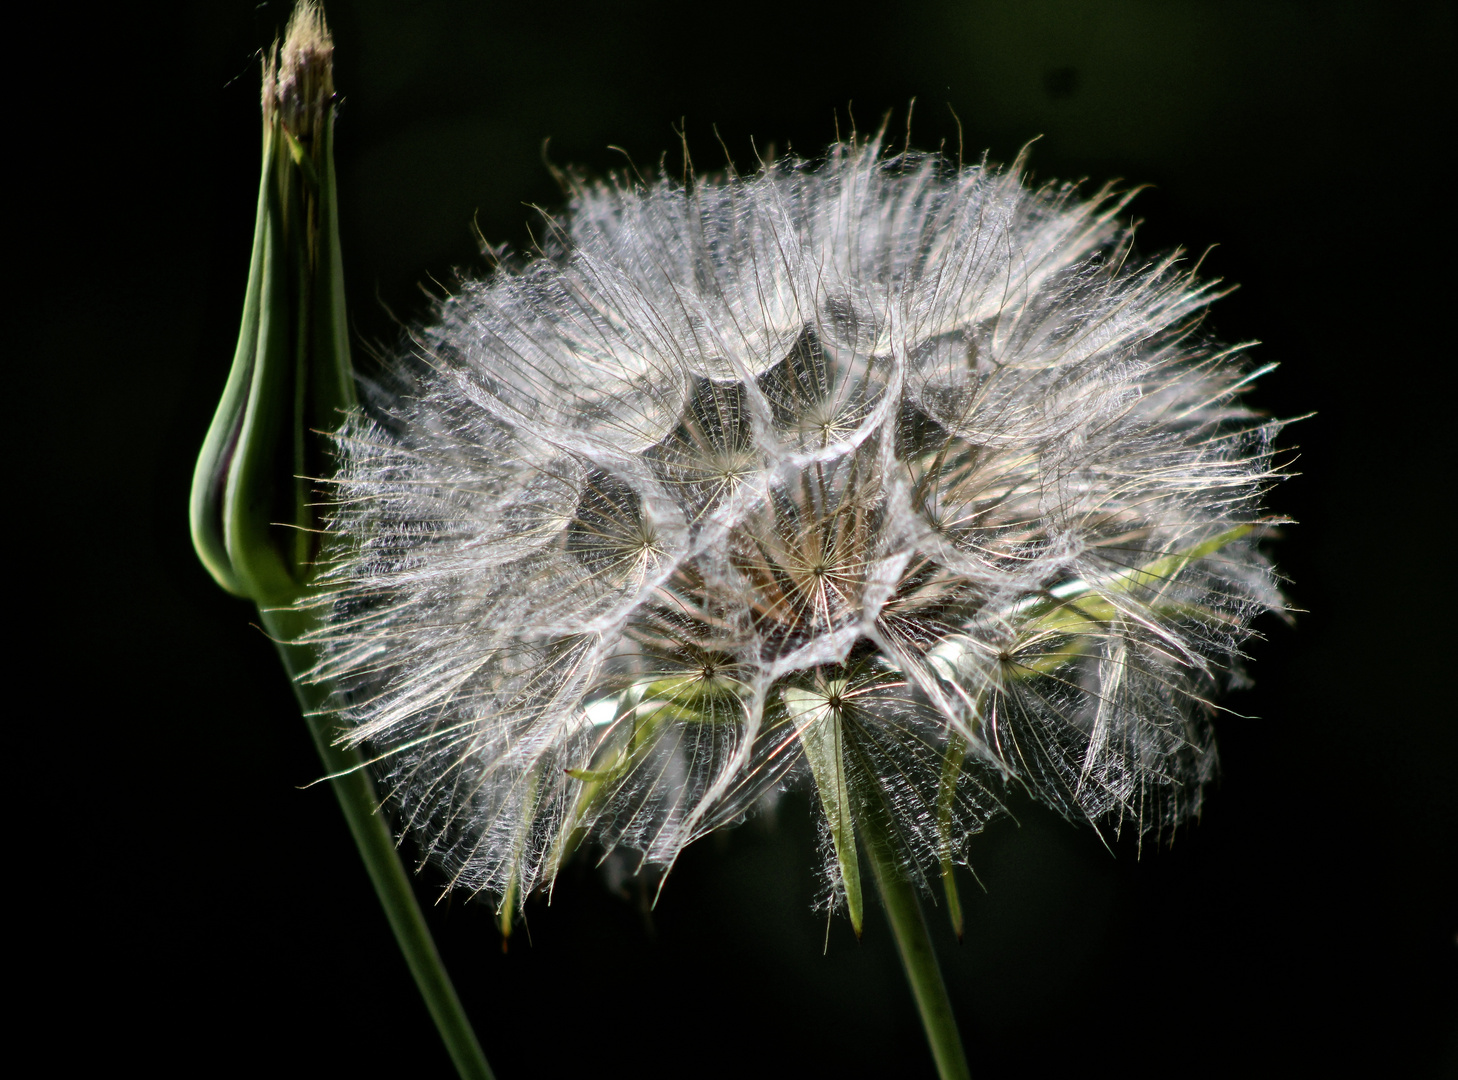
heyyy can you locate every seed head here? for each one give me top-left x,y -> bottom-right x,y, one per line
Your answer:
308,139 -> 1286,920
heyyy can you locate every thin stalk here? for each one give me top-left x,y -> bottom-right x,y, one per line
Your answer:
859,803 -> 971,1080
260,606 -> 495,1080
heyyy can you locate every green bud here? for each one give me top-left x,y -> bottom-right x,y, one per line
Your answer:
190,1 -> 354,605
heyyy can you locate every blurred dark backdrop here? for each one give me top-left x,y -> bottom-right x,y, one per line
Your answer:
25,1 -> 1453,1075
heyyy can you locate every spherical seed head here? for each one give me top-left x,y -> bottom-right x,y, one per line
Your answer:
310,140 -> 1286,912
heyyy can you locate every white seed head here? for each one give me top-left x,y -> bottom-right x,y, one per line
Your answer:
307,139 -> 1286,913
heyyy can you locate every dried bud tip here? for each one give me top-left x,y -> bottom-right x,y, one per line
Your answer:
262,1 -> 335,144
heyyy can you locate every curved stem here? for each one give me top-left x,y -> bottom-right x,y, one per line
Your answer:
859,802 -> 971,1080
261,607 -> 495,1080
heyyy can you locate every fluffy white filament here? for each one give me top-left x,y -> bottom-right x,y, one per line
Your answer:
308,140 -> 1285,913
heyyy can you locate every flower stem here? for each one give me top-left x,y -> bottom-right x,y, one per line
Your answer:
260,607 -> 495,1080
859,801 -> 971,1080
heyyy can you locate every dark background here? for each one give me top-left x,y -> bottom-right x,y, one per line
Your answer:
27,1 -> 1453,1075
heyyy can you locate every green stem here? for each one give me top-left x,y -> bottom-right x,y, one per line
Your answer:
260,607 -> 495,1080
859,803 -> 971,1080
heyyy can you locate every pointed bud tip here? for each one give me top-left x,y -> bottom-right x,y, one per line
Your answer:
282,0 -> 332,60
263,1 -> 335,139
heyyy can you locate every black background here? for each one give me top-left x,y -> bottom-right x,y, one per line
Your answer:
26,2 -> 1453,1076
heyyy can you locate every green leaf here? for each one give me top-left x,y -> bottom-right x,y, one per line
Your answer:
1019,523 -> 1256,643
548,684 -> 648,875
497,763 -> 542,945
785,685 -> 864,937
934,733 -> 966,941
1106,523 -> 1255,596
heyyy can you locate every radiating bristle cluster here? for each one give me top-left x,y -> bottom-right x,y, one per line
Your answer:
309,140 -> 1285,916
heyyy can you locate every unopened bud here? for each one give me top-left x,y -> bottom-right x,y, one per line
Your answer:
190,0 -> 354,604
